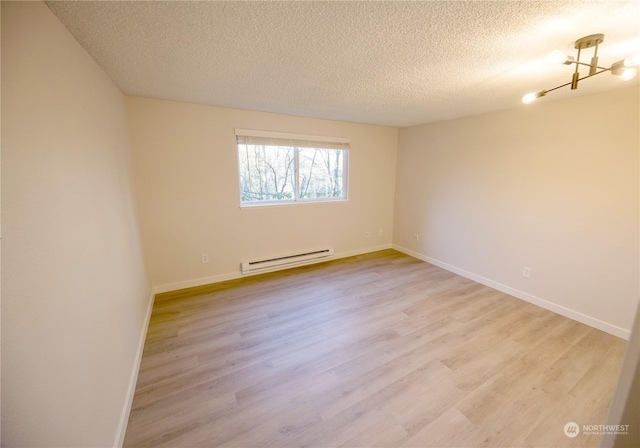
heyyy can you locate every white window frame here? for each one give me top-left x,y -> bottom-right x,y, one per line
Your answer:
235,129 -> 350,207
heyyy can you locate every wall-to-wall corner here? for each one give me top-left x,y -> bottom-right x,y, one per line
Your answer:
392,87 -> 640,338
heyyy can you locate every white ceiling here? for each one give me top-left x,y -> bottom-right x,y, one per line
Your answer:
46,0 -> 640,127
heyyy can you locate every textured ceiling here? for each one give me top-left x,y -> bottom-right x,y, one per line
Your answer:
46,1 -> 640,127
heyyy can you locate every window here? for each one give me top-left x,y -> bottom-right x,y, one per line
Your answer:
236,129 -> 349,206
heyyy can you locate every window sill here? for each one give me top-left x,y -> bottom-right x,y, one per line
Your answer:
240,198 -> 349,209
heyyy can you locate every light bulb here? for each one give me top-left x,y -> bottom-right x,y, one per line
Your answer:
522,91 -> 546,104
547,50 -> 568,64
624,53 -> 640,67
620,67 -> 637,81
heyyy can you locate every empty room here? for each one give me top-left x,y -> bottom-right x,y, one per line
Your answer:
2,1 -> 640,447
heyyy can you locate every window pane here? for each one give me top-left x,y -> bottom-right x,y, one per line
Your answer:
298,148 -> 345,199
238,144 -> 295,203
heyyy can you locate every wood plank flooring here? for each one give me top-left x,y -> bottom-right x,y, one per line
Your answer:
124,249 -> 626,447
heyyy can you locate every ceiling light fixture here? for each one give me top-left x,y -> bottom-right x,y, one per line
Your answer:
523,34 -> 640,104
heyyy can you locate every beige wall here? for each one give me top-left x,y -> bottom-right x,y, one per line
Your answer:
393,87 -> 640,337
1,2 -> 151,447
127,96 -> 398,291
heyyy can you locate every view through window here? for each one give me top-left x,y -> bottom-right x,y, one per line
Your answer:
236,130 -> 349,206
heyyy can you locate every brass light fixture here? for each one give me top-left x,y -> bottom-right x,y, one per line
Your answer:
523,34 -> 640,104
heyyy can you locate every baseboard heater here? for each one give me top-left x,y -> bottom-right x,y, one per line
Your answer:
241,247 -> 334,274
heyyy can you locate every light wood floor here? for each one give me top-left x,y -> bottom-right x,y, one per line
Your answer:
124,249 -> 626,448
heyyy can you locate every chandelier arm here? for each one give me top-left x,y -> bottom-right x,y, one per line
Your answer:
543,68 -> 612,94
569,60 -> 610,70
575,68 -> 610,80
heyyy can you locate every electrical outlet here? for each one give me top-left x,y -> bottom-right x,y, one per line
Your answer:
378,228 -> 383,237
202,253 -> 209,263
414,234 -> 419,242
522,266 -> 531,278
365,231 -> 371,238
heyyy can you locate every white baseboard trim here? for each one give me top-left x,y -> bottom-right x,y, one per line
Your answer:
114,291 -> 156,448
152,244 -> 393,295
333,244 -> 393,260
392,244 -> 630,340
153,271 -> 242,295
